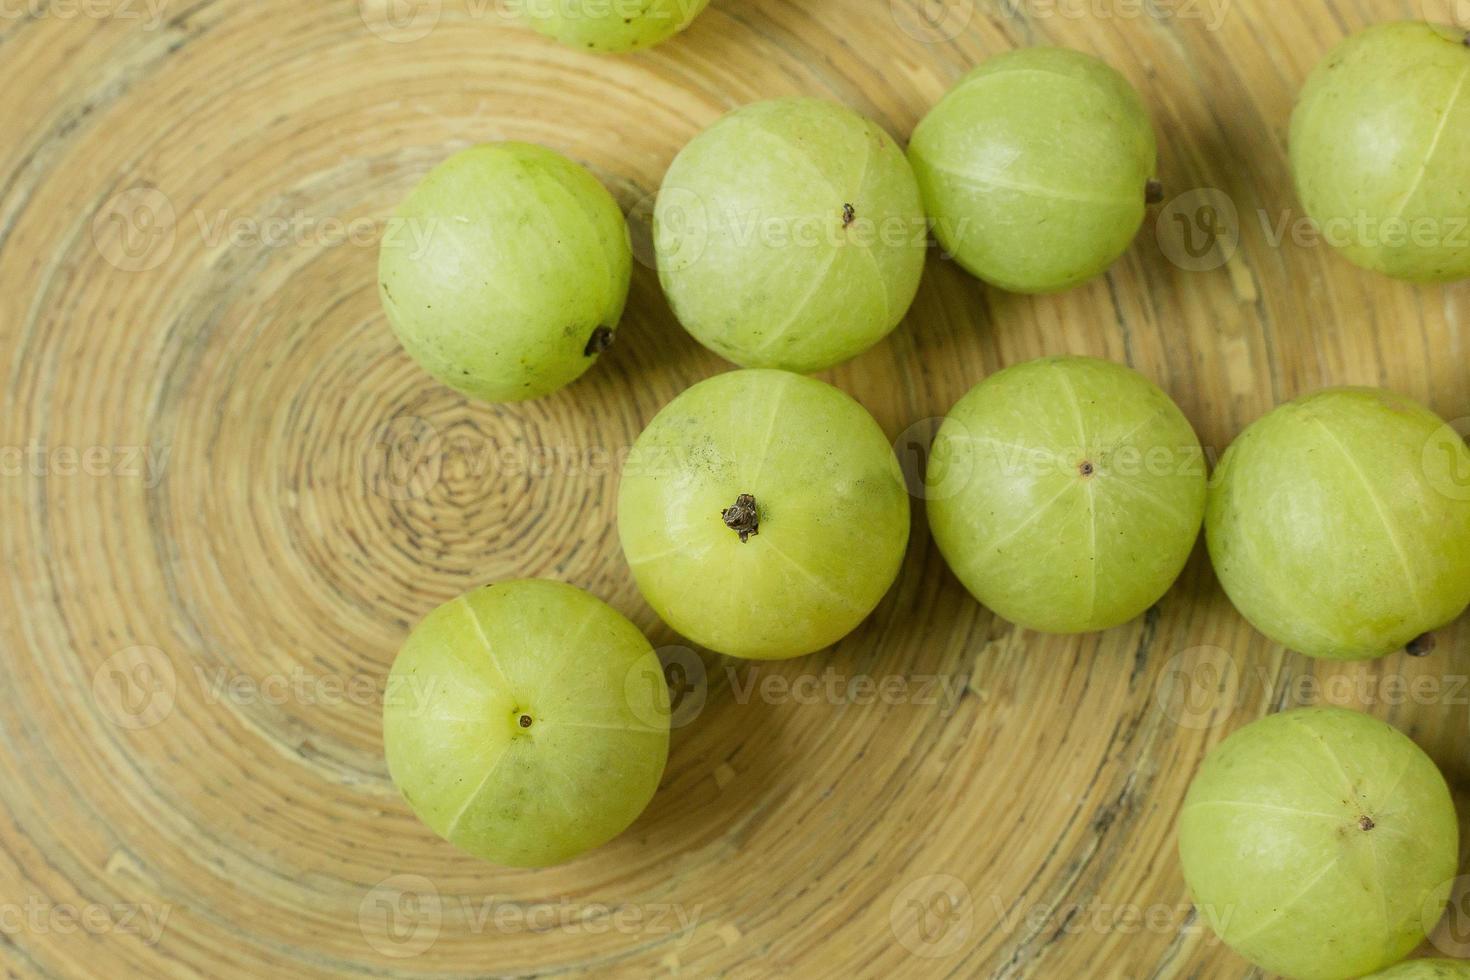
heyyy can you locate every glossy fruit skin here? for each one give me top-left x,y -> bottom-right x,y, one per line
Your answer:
1179,707 -> 1458,980
382,580 -> 669,868
926,357 -> 1205,633
654,98 -> 927,373
1290,22 -> 1470,282
378,143 -> 631,403
1366,962 -> 1470,979
907,47 -> 1157,293
525,0 -> 710,53
618,370 -> 910,659
1206,388 -> 1470,660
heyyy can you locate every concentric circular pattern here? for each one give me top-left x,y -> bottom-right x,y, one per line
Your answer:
2,2 -> 1469,977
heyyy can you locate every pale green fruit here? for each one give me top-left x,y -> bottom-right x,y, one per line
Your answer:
1290,22 -> 1470,282
1179,707 -> 1458,980
654,98 -> 927,372
525,0 -> 710,53
1206,388 -> 1470,660
926,356 -> 1205,633
618,370 -> 910,659
1367,962 -> 1470,979
383,580 -> 669,867
908,46 -> 1158,293
378,143 -> 631,402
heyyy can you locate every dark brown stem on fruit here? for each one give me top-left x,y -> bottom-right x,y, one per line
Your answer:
842,203 -> 856,228
1078,460 -> 1095,477
1407,633 -> 1436,657
722,493 -> 760,543
1358,815 -> 1374,832
1145,179 -> 1165,205
518,714 -> 533,729
584,326 -> 615,357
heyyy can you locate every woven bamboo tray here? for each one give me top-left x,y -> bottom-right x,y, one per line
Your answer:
3,0 -> 1470,976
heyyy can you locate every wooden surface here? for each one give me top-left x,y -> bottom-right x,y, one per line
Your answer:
3,1 -> 1470,977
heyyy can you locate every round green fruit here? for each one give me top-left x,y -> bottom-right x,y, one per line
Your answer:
618,370 -> 910,659
908,46 -> 1158,293
1290,22 -> 1470,282
654,98 -> 927,372
378,143 -> 632,402
1179,707 -> 1458,980
524,0 -> 710,53
1366,962 -> 1470,979
926,356 -> 1205,633
383,580 -> 669,867
1206,387 -> 1470,660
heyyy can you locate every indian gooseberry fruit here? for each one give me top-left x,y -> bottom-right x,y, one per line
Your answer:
378,143 -> 632,403
618,370 -> 910,659
1179,707 -> 1458,980
654,98 -> 927,372
524,0 -> 710,53
1366,963 -> 1470,979
1206,387 -> 1470,660
907,46 -> 1159,293
383,580 -> 669,867
925,356 -> 1205,633
1290,22 -> 1470,281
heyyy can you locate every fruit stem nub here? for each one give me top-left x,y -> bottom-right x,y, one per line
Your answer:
518,714 -> 533,729
1145,179 -> 1164,204
585,326 -> 615,357
1406,633 -> 1435,657
1358,815 -> 1374,832
842,203 -> 856,228
722,493 -> 760,542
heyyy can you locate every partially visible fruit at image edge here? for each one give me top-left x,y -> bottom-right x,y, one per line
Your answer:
524,0 -> 711,53
383,580 -> 670,867
1291,21 -> 1470,282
